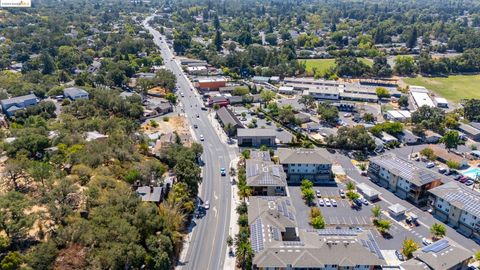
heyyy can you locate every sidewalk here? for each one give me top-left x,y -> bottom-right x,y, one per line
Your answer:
224,156 -> 241,270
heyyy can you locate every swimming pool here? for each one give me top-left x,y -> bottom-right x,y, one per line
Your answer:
462,168 -> 480,179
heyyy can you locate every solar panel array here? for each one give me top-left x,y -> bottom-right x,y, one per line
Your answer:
317,229 -> 358,236
422,239 -> 450,253
276,200 -> 295,221
368,232 -> 384,259
283,241 -> 305,246
372,154 -> 436,185
444,191 -> 480,217
250,219 -> 265,253
271,227 -> 281,241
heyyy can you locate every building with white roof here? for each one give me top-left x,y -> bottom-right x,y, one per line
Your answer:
384,110 -> 412,122
410,86 -> 435,108
434,97 -> 449,108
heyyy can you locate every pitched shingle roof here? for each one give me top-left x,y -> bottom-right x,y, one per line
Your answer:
429,181 -> 480,217
277,148 -> 331,165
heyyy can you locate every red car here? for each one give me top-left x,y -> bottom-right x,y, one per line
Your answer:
459,176 -> 469,183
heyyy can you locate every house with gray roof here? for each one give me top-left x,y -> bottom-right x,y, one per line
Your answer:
400,238 -> 471,270
237,128 -> 276,147
135,186 -> 163,203
458,122 -> 480,141
216,107 -> 244,136
246,157 -> 287,196
277,148 -> 333,185
428,181 -> 480,240
1,94 -> 38,117
248,197 -> 385,269
64,87 -> 89,100
368,154 -> 442,205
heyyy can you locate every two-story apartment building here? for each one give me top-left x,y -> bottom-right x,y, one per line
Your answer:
428,181 -> 480,240
248,197 -> 385,270
368,154 -> 442,205
277,148 -> 333,185
246,151 -> 287,196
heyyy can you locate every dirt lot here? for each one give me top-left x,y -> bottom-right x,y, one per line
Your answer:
142,115 -> 192,145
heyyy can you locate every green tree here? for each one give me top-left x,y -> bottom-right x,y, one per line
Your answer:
299,95 -> 316,110
26,241 -> 59,270
346,191 -> 360,201
346,181 -> 355,191
376,87 -> 390,99
398,95 -> 409,107
0,251 -> 22,270
0,192 -> 34,245
213,30 -> 223,51
311,215 -> 325,229
41,52 -> 55,75
260,90 -> 275,107
394,56 -> 416,76
441,130 -> 461,150
402,239 -> 419,259
363,113 -> 375,123
165,93 -> 177,104
463,99 -> 480,122
28,161 -> 52,187
446,160 -> 460,169
302,188 -> 315,205
371,205 -> 381,221
317,103 -> 339,125
430,223 -> 446,239
376,219 -> 391,234
420,147 -> 436,161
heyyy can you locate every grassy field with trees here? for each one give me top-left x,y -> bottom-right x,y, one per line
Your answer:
404,75 -> 480,102
300,58 -> 373,76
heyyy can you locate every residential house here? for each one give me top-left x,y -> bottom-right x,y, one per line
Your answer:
252,76 -> 270,84
295,112 -> 311,124
237,128 -> 276,147
85,131 -> 109,142
246,152 -> 287,196
400,238 -> 471,270
277,148 -> 333,185
384,110 -> 412,122
145,99 -> 173,117
135,185 -> 163,203
423,130 -> 442,144
428,181 -> 480,239
1,94 -> 38,117
458,123 -> 480,141
396,130 -> 421,145
215,107 -> 244,136
368,154 -> 442,205
380,132 -> 398,144
9,63 -> 23,72
428,144 -> 469,168
248,196 -> 385,270
64,87 -> 89,100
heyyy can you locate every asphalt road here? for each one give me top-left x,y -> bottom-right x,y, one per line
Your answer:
143,15 -> 235,270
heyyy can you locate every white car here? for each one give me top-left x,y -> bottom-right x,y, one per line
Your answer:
426,162 -> 435,168
180,92 -> 184,97
324,198 -> 331,207
316,190 -> 322,198
318,199 -> 325,207
199,134 -> 204,141
422,237 -> 432,246
344,113 -> 352,117
331,199 -> 337,207
204,200 -> 210,210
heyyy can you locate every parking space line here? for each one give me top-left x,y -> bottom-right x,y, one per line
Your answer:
342,217 -> 347,225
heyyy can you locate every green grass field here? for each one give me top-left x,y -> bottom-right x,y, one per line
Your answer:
403,75 -> 480,102
300,58 -> 373,76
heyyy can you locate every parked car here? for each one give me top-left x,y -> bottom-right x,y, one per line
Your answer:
318,199 -> 325,207
438,167 -> 447,174
353,199 -> 363,208
201,106 -> 207,111
204,200 -> 210,210
316,190 -> 322,198
200,134 -> 204,141
395,250 -> 405,261
422,238 -> 432,246
453,175 -> 462,181
360,198 -> 369,206
331,199 -> 337,207
194,124 -> 198,129
220,168 -> 226,176
324,198 -> 331,207
460,176 -> 469,183
426,162 -> 435,168
465,180 -> 474,186
339,189 -> 346,198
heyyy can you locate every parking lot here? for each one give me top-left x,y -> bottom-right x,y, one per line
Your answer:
288,186 -> 374,229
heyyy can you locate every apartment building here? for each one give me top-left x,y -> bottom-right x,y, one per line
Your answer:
246,151 -> 287,196
428,181 -> 480,240
368,154 -> 442,205
277,148 -> 333,185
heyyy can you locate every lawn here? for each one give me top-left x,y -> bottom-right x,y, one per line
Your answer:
300,58 -> 373,76
403,75 -> 480,102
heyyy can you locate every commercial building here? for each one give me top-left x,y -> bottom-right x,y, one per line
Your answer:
283,77 -> 340,87
340,92 -> 379,103
277,86 -> 295,95
400,238 -> 471,270
428,181 -> 480,239
237,128 -> 276,147
1,94 -> 38,117
252,76 -> 270,84
306,86 -> 340,100
215,107 -> 244,136
195,77 -> 227,91
246,151 -> 287,196
277,148 -> 333,185
396,130 -> 421,145
248,196 -> 385,269
368,154 -> 442,205
410,86 -> 435,108
356,183 -> 381,201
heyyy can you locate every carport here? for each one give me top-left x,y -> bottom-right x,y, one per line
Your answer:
388,203 -> 406,218
357,183 -> 381,201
